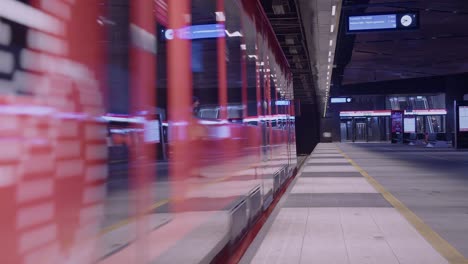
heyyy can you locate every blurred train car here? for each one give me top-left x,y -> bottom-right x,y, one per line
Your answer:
0,0 -> 298,263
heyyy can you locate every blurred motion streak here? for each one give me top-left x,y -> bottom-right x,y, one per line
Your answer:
0,0 -> 105,263
0,0 -> 298,263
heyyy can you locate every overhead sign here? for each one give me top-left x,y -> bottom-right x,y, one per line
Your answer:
346,12 -> 419,33
339,109 -> 447,117
331,97 -> 352,104
340,110 -> 390,117
406,109 -> 447,115
165,24 -> 225,40
275,100 -> 290,106
349,14 -> 397,31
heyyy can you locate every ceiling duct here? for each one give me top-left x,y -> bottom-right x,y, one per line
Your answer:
285,35 -> 295,45
260,0 -> 316,105
272,0 -> 287,15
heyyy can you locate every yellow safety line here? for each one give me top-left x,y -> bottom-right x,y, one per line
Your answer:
336,146 -> 468,264
100,198 -> 171,235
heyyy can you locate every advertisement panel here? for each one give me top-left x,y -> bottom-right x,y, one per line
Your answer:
459,106 -> 468,132
391,110 -> 404,133
404,116 -> 416,133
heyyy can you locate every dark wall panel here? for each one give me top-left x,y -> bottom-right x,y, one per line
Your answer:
295,103 -> 320,155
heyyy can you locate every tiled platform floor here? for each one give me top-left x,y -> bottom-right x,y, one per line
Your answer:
241,143 -> 452,264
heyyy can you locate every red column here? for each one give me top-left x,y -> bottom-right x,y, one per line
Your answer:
129,0 -> 157,262
167,0 -> 192,208
241,42 -> 248,119
256,40 -> 261,117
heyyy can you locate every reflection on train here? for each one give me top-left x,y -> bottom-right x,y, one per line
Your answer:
0,1 -> 299,264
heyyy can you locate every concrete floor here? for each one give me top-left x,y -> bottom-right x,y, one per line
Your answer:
338,143 -> 468,258
242,143 -> 468,264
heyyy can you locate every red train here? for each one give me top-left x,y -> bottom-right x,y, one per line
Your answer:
0,0 -> 297,263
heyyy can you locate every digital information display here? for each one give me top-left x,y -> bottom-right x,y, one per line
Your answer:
275,100 -> 290,106
165,24 -> 225,40
331,97 -> 352,104
347,12 -> 419,33
349,14 -> 397,31
459,106 -> 468,132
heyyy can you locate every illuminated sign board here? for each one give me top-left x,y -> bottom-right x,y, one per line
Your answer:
275,100 -> 290,106
406,109 -> 447,115
404,116 -> 416,133
144,120 -> 161,143
459,106 -> 468,132
391,110 -> 403,134
331,97 -> 352,104
165,24 -> 225,40
339,110 -> 390,117
346,12 -> 419,33
339,109 -> 447,118
349,14 -> 397,31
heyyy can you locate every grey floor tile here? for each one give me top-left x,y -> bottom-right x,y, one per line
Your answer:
283,193 -> 391,208
301,172 -> 363,178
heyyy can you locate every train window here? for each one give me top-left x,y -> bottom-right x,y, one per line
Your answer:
226,0 -> 243,117
228,106 -> 243,119
199,108 -> 218,119
242,12 -> 259,118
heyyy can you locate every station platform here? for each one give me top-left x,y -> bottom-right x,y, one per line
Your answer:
240,143 -> 468,264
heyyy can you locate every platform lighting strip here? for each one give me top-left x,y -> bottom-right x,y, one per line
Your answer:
324,4 -> 337,118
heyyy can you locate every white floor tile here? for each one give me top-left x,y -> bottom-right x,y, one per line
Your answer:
250,208 -> 309,264
291,177 -> 377,194
300,208 -> 350,264
369,208 -> 448,264
339,208 -> 400,264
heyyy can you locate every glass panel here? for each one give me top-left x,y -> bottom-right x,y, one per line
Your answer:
355,119 -> 367,141
0,1 -> 298,263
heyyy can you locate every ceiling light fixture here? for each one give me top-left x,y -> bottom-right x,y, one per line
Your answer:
332,5 -> 336,16
225,30 -> 243,37
330,24 -> 334,33
329,40 -> 333,46
215,12 -> 225,22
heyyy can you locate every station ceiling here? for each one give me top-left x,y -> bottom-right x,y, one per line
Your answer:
261,0 -> 468,115
335,0 -> 468,86
260,0 -> 341,113
260,0 -> 317,105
